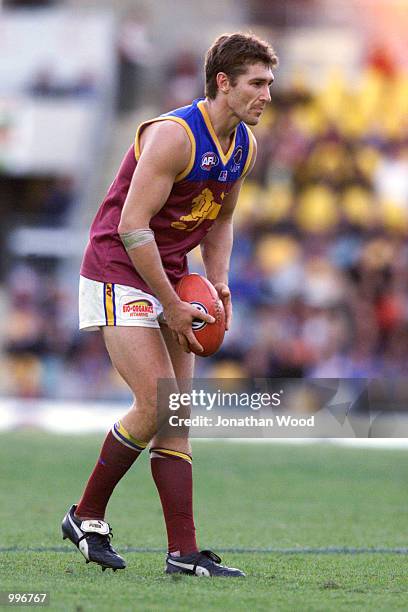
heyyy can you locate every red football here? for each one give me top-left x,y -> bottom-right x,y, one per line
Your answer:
176,273 -> 226,357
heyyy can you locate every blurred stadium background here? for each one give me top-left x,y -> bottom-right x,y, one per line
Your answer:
1,6 -> 407,609
1,0 -> 408,419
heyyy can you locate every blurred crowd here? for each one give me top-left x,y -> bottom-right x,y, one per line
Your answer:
203,62 -> 408,380
2,57 -> 408,398
1,176 -> 77,227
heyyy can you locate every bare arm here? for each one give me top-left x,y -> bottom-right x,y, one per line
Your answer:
118,121 -> 186,308
118,121 -> 214,352
200,136 -> 258,330
200,182 -> 239,330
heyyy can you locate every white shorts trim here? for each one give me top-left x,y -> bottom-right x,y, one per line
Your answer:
79,275 -> 164,331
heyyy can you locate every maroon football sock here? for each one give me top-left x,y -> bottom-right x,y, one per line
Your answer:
75,423 -> 145,520
150,448 -> 198,556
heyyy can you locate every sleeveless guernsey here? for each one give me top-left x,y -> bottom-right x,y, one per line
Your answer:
80,98 -> 254,295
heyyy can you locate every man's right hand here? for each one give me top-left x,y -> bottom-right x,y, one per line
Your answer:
163,300 -> 215,353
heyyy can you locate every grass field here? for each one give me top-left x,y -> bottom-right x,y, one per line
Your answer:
0,433 -> 407,611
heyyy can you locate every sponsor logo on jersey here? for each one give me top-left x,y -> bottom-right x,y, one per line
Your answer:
218,170 -> 228,181
201,151 -> 219,171
190,301 -> 208,330
122,299 -> 154,317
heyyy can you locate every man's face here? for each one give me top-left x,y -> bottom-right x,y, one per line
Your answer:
226,62 -> 274,125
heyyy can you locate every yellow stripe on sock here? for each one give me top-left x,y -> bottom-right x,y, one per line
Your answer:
112,428 -> 141,452
151,447 -> 192,463
115,420 -> 147,449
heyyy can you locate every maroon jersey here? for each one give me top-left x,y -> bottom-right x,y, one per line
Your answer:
81,98 -> 254,295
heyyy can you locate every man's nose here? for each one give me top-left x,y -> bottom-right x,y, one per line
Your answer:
260,85 -> 271,102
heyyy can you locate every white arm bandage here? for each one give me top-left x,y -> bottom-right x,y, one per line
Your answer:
120,228 -> 155,253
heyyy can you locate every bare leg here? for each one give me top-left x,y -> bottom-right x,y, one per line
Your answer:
102,326 -> 180,443
75,326 -> 180,521
150,323 -> 195,452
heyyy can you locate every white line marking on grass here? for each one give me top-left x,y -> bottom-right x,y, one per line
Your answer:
1,546 -> 407,554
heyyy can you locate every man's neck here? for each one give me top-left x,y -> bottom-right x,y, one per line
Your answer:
203,97 -> 240,141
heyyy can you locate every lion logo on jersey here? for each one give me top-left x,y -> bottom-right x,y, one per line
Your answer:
171,188 -> 221,231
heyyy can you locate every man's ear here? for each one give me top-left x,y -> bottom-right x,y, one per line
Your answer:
216,72 -> 231,94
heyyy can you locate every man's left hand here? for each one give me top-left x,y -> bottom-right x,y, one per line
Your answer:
214,283 -> 232,331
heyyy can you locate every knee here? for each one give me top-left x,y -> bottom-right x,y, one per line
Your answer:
136,389 -> 158,412
130,380 -> 162,413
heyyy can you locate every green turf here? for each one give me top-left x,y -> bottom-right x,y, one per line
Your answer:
0,433 -> 407,611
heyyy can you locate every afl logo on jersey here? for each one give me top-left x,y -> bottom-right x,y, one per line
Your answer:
201,151 -> 219,171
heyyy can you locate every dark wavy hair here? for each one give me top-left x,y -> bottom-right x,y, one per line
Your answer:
205,32 -> 278,99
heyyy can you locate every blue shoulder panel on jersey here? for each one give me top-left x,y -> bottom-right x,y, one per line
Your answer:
161,98 -> 253,184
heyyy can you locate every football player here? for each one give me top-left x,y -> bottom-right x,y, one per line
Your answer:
62,31 -> 277,576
